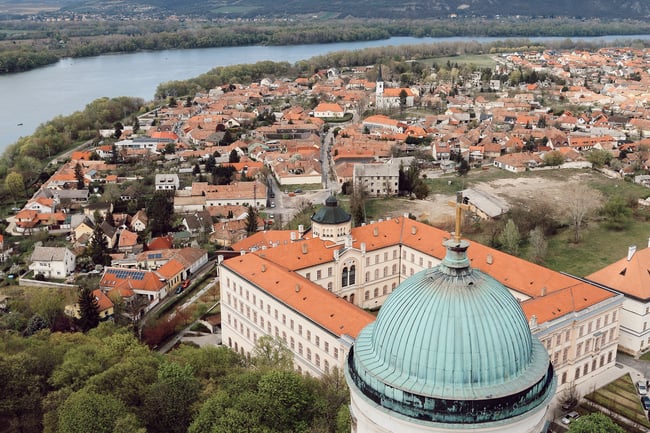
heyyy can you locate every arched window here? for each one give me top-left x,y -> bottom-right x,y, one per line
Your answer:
374,269 -> 379,279
392,263 -> 397,274
373,288 -> 379,298
383,266 -> 388,277
364,291 -> 370,300
349,265 -> 356,285
365,271 -> 370,282
383,285 -> 388,295
341,267 -> 349,287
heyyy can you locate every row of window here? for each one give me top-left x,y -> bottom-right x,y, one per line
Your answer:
225,284 -> 340,359
543,311 -> 618,351
226,312 -> 337,372
557,351 -> 614,385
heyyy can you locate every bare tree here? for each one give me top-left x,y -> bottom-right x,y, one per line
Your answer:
565,184 -> 601,243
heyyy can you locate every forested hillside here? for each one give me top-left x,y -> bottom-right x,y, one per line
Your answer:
59,0 -> 650,20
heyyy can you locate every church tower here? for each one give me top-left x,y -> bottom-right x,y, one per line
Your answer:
345,194 -> 556,433
375,63 -> 384,106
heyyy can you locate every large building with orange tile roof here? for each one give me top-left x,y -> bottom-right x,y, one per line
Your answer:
587,243 -> 650,357
222,204 -> 622,392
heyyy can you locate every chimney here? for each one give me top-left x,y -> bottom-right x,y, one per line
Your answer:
217,255 -> 224,264
627,245 -> 637,261
529,315 -> 538,328
261,264 -> 266,272
373,227 -> 379,237
290,232 -> 296,241
334,249 -> 339,261
295,284 -> 300,293
361,242 -> 366,254
240,250 -> 246,256
411,226 -> 417,235
540,286 -> 547,297
486,254 -> 493,265
301,243 -> 308,254
298,224 -> 304,234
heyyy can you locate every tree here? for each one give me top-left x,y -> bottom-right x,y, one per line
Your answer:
600,195 -> 632,231
350,184 -> 366,226
251,335 -> 293,370
229,149 -> 240,163
147,191 -> 174,236
498,218 -> 520,255
543,150 -> 564,166
143,361 -> 200,433
568,413 -> 625,433
6,171 -> 24,204
257,370 -> 315,433
74,163 -> 84,189
528,226 -> 547,264
57,389 -> 135,433
586,149 -> 612,168
76,287 -> 100,332
113,122 -> 123,139
246,205 -> 258,234
566,184 -> 601,243
399,89 -> 408,114
88,223 -> 110,265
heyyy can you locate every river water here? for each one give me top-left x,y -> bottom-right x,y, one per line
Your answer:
2,34 -> 650,152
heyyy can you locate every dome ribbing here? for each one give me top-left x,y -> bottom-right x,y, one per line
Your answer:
346,239 -> 555,425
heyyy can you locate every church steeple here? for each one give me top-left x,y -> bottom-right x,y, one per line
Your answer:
376,63 -> 384,97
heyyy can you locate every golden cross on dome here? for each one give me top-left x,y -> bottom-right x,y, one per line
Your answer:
447,191 -> 470,243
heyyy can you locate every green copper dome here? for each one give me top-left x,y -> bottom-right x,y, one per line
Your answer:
347,239 -> 555,425
311,195 -> 351,225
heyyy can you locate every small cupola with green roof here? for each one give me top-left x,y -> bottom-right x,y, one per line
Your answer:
311,195 -> 351,244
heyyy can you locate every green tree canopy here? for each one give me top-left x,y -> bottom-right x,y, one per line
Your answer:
568,413 -> 625,433
251,335 -> 293,370
57,389 -> 136,433
5,171 -> 24,204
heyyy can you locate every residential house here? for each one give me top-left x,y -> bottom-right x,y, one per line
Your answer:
117,229 -> 142,254
313,102 -> 345,118
155,173 -> 180,191
29,246 -> 76,279
99,267 -> 168,313
130,209 -> 148,232
181,210 -> 213,239
84,202 -> 113,220
65,289 -> 114,321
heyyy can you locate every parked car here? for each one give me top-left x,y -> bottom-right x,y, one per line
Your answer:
642,396 -> 650,410
181,279 -> 192,289
638,381 -> 648,395
175,286 -> 184,295
561,411 -> 580,425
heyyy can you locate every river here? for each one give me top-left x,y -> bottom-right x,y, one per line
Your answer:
2,34 -> 650,152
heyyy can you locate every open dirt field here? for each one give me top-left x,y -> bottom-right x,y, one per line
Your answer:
387,171 -> 606,225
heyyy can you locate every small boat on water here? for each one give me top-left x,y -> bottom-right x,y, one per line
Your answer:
17,123 -> 23,126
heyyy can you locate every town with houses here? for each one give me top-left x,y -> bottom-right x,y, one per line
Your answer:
9,45 -> 650,424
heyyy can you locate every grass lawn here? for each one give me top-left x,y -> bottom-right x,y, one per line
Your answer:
421,54 -> 497,68
584,373 -> 650,430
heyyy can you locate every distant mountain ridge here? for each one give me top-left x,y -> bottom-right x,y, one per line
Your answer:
43,0 -> 650,20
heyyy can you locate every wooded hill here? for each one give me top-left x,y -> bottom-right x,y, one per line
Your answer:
54,0 -> 650,20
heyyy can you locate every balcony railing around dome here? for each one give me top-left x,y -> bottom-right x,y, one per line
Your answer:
346,346 -> 555,424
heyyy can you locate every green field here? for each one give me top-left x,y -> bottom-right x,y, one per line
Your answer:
422,54 -> 497,68
585,373 -> 650,431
